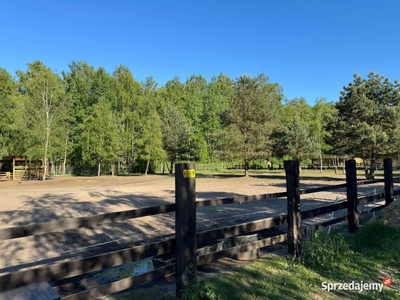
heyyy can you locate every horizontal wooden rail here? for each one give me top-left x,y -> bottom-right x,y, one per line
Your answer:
196,192 -> 287,207
357,178 -> 384,185
61,263 -> 176,300
62,232 -> 289,300
0,204 -> 176,241
197,214 -> 288,248
197,233 -> 287,266
302,215 -> 348,233
358,193 -> 385,205
0,238 -> 175,292
300,183 -> 347,195
393,177 -> 400,183
301,201 -> 348,220
359,204 -> 386,216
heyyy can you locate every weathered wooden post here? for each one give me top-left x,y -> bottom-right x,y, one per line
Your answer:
175,163 -> 197,298
346,159 -> 359,233
284,160 -> 301,256
384,158 -> 394,206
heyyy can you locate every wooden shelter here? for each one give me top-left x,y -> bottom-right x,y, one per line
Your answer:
0,156 -> 47,181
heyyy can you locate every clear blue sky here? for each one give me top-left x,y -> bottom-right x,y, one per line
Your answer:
1,0 -> 399,104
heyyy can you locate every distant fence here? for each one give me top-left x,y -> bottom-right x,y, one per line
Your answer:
0,159 -> 398,299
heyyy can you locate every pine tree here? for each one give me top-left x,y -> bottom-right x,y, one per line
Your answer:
331,72 -> 400,179
222,74 -> 283,176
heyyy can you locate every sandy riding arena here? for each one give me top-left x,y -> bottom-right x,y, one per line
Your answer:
0,171 -> 392,274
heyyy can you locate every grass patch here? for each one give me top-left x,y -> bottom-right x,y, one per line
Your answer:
201,222 -> 400,300
113,221 -> 400,300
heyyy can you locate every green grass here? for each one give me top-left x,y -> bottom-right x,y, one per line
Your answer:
112,221 -> 400,300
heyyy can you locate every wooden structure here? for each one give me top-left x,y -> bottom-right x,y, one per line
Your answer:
0,282 -> 59,300
0,156 -> 47,181
0,159 -> 397,299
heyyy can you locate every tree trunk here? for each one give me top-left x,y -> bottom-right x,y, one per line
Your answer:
98,162 -> 101,176
43,128 -> 50,181
368,159 -> 375,179
363,159 -> 369,179
334,157 -> 338,174
298,155 -> 302,174
145,157 -> 150,176
111,163 -> 115,176
320,153 -> 323,173
62,135 -> 68,176
244,160 -> 249,177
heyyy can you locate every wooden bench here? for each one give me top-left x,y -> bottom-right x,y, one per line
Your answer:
0,282 -> 60,300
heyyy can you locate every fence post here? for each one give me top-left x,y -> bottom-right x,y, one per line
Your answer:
175,163 -> 197,298
346,159 -> 359,233
384,158 -> 394,207
284,160 -> 301,256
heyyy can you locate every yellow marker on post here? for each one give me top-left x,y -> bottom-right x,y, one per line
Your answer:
183,169 -> 195,178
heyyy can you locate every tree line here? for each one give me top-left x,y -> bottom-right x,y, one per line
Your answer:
1,61 -> 399,179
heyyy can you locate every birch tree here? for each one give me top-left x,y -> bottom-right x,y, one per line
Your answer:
17,61 -> 67,180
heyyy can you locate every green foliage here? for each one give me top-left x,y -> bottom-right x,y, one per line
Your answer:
0,68 -> 18,159
221,74 -> 283,175
180,265 -> 219,300
9,62 -> 398,178
286,114 -> 316,166
329,71 -> 400,178
15,61 -> 69,179
81,97 -> 120,174
300,226 -> 351,270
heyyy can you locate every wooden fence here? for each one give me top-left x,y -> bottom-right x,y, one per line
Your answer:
0,159 -> 398,299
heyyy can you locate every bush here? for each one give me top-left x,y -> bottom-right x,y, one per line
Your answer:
300,226 -> 351,270
180,265 -> 219,300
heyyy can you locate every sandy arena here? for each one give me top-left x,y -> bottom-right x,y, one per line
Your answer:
0,171 -> 394,274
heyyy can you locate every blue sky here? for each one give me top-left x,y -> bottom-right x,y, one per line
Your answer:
1,0 -> 399,104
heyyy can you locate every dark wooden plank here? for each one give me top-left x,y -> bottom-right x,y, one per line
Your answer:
197,233 -> 287,266
300,183 -> 347,195
0,203 -> 176,241
302,215 -> 348,233
357,178 -> 384,185
393,177 -> 400,183
301,201 -> 348,220
175,163 -> 197,298
346,160 -> 359,233
0,238 -> 175,292
196,191 -> 288,208
197,214 -> 288,248
384,158 -> 394,206
0,282 -> 60,300
359,204 -> 386,216
358,193 -> 385,205
60,264 -> 176,300
285,160 -> 301,256
39,281 -> 60,300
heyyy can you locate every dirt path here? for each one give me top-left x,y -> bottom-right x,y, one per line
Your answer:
0,172 -> 395,275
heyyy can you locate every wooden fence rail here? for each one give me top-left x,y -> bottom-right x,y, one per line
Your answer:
0,159 -> 398,299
